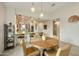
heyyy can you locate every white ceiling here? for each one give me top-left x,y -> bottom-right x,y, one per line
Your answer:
4,2 -> 70,20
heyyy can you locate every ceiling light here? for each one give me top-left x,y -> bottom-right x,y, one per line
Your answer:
68,15 -> 79,22
40,2 -> 44,18
31,7 -> 35,12
40,13 -> 44,17
31,3 -> 35,12
51,3 -> 55,7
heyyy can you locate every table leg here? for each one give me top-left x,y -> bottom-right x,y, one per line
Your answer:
39,48 -> 43,56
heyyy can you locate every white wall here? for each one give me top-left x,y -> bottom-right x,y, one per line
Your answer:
47,21 -> 53,37
36,21 -> 53,37
52,3 -> 79,46
37,22 -> 44,32
0,3 -> 5,53
5,7 -> 16,25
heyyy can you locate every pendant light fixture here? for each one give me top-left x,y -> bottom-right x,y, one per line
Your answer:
31,2 -> 35,12
40,13 -> 44,17
40,2 -> 44,17
68,15 -> 79,22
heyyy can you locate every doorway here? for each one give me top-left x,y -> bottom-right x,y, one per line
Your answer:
53,19 -> 60,39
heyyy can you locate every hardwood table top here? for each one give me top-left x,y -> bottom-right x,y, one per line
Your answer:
31,39 -> 58,49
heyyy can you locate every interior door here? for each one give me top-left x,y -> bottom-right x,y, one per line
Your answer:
53,20 -> 60,39
53,21 -> 57,36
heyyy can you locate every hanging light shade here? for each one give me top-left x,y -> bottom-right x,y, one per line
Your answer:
68,15 -> 79,22
40,2 -> 44,17
31,2 -> 35,12
40,12 -> 44,17
31,7 -> 35,12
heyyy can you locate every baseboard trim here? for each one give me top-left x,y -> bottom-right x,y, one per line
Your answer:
59,40 -> 79,48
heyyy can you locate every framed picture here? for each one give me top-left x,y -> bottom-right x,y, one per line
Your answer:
44,25 -> 47,30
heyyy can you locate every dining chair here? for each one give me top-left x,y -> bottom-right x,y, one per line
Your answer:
46,36 -> 59,50
44,43 -> 72,56
21,39 -> 40,56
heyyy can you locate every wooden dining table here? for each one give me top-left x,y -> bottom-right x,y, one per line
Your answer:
31,39 -> 58,56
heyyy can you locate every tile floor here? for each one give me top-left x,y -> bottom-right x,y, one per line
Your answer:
2,45 -> 23,56
1,41 -> 79,56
